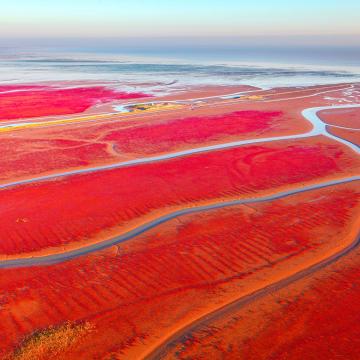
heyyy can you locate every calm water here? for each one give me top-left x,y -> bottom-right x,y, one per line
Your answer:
1,44 -> 360,91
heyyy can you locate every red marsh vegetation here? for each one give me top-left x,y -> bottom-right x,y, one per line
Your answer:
0,183 -> 359,359
0,137 -> 358,257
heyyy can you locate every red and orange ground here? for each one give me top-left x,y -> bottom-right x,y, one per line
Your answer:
0,81 -> 359,359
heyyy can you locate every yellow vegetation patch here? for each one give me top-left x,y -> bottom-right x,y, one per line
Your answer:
241,95 -> 264,100
8,321 -> 94,360
129,102 -> 183,113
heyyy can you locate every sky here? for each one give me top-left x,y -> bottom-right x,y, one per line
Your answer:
0,0 -> 359,45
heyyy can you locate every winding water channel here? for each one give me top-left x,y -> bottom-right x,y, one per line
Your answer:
0,103 -> 359,191
1,89 -> 358,358
0,175 -> 358,268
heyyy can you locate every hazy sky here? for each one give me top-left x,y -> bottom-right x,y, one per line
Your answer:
0,0 -> 359,43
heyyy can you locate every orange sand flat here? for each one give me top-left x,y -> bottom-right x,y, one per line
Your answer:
156,84 -> 259,100
328,126 -> 360,147
1,183 -> 359,359
319,107 -> 360,129
159,216 -> 360,360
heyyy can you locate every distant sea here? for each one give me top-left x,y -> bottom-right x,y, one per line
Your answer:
0,44 -> 360,91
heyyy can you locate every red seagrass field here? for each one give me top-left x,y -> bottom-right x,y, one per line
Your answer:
2,0 -> 360,358
0,79 -> 359,360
